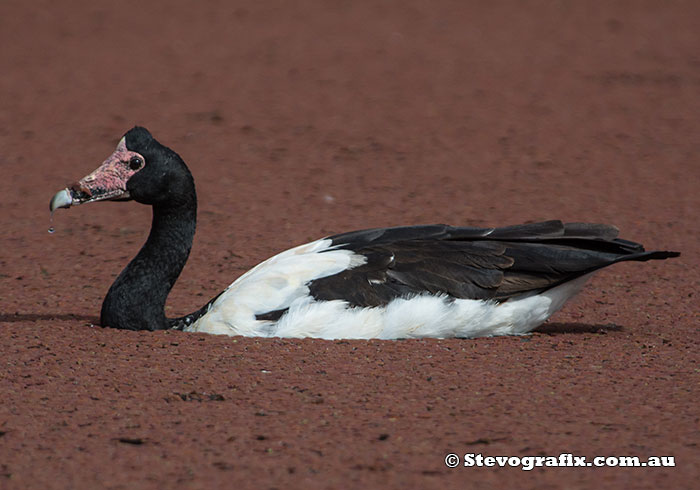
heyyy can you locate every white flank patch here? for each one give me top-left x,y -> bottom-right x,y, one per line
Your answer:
187,234 -> 594,340
187,238 -> 366,336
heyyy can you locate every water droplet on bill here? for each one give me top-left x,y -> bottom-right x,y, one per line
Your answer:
49,211 -> 56,234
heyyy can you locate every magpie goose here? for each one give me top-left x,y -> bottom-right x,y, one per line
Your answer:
49,127 -> 679,339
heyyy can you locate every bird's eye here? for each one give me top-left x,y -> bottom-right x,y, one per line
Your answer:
129,156 -> 144,170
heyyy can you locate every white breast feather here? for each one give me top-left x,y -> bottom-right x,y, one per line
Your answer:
187,238 -> 367,336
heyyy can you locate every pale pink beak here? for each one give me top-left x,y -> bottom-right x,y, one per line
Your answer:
50,138 -> 144,212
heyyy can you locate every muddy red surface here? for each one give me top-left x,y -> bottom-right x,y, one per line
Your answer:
1,1 -> 698,489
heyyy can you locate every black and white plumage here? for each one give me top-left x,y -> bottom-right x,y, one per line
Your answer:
50,127 -> 679,339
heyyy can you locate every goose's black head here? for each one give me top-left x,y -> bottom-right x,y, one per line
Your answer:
50,126 -> 195,211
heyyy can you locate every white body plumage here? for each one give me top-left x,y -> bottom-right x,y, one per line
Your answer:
186,238 -> 590,339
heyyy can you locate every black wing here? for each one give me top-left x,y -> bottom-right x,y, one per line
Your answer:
306,220 -> 679,307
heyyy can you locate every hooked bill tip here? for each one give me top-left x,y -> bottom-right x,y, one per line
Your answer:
49,188 -> 73,212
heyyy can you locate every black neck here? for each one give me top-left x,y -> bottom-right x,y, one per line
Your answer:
100,200 -> 197,330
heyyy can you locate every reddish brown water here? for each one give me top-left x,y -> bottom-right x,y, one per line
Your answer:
1,1 -> 697,488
